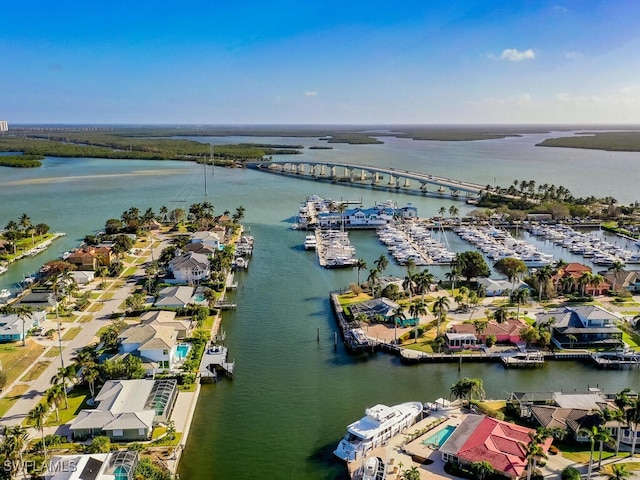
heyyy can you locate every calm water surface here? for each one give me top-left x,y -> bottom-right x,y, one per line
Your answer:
0,133 -> 638,479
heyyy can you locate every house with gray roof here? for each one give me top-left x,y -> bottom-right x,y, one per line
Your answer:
69,379 -> 177,441
118,321 -> 188,373
537,305 -> 623,349
168,251 -> 210,283
0,310 -> 45,343
154,285 -> 195,308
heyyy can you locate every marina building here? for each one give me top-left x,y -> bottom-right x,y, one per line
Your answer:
0,120 -> 7,132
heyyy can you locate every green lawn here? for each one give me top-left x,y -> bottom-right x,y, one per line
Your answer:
0,384 -> 30,417
61,327 -> 81,341
0,341 -> 47,385
44,347 -> 63,358
21,360 -> 51,382
44,388 -> 91,426
560,445 -> 620,464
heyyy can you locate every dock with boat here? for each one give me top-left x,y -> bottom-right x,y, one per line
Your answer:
199,344 -> 235,381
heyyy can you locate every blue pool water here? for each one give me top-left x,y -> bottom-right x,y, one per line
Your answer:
193,294 -> 206,303
176,344 -> 190,359
422,425 -> 456,447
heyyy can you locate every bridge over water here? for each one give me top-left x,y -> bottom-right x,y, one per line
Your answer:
246,160 -> 488,200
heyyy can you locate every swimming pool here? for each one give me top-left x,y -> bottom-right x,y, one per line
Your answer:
422,425 -> 456,448
176,344 -> 191,359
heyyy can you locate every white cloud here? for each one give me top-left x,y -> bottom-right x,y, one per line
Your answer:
304,91 -> 318,97
499,48 -> 536,61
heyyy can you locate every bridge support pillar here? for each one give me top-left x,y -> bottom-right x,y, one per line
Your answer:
420,182 -> 428,193
320,165 -> 326,176
330,166 -> 337,180
403,177 -> 411,188
360,169 -> 366,181
344,167 -> 350,178
371,171 -> 379,185
388,174 -> 395,186
298,164 -> 305,174
310,165 -> 316,176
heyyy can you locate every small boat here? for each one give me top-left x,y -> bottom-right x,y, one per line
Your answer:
0,288 -> 11,299
304,235 -> 317,250
0,265 -> 7,276
362,456 -> 386,480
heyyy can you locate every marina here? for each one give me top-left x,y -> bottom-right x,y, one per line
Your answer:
377,223 -> 456,266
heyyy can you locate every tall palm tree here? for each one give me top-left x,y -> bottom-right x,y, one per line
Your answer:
51,365 -> 76,409
578,271 -> 594,296
513,288 -> 530,320
354,259 -> 367,286
404,256 -> 416,275
414,270 -> 434,301
389,306 -> 406,344
45,383 -> 65,422
367,268 -> 380,297
27,403 -> 49,458
525,441 -> 548,480
14,305 -> 33,347
445,267 -> 460,296
374,254 -> 388,275
608,260 -> 625,291
402,272 -> 416,300
432,296 -> 450,338
578,426 -> 599,480
468,461 -> 493,480
408,299 -> 427,343
534,265 -> 553,301
625,398 -> 640,458
595,427 -> 613,470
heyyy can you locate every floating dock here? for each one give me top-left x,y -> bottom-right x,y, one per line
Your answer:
199,344 -> 235,381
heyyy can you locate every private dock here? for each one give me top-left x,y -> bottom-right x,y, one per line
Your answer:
199,344 -> 235,381
501,352 -> 545,368
591,352 -> 640,369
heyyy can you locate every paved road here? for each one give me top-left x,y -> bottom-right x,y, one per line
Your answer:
0,236 -> 167,429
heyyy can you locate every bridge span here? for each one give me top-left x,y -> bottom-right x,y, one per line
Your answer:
246,160 -> 488,199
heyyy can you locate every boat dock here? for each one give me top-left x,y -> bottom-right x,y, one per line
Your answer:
591,351 -> 640,369
199,344 -> 235,381
501,352 -> 545,368
316,230 -> 357,268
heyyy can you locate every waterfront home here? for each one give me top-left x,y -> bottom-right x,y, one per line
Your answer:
349,297 -> 401,322
67,245 -> 116,271
71,270 -> 95,285
440,414 -> 552,480
45,451 -> 139,480
552,263 -> 610,296
185,242 -> 218,255
118,322 -> 187,373
191,230 -> 223,250
536,305 -> 622,349
69,379 -> 177,441
155,285 -> 195,308
476,277 -> 530,297
140,310 -> 190,339
0,310 -> 45,342
602,269 -> 640,294
449,318 -> 527,344
168,252 -> 210,284
13,290 -> 56,311
530,405 -> 599,442
444,332 -> 478,349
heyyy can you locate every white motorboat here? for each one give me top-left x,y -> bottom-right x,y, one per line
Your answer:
304,235 -> 317,250
334,402 -> 423,461
362,456 -> 386,480
0,288 -> 11,299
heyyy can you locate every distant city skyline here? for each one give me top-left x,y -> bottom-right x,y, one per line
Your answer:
2,1 -> 639,124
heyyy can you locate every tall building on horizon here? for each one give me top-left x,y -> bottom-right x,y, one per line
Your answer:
0,120 -> 8,132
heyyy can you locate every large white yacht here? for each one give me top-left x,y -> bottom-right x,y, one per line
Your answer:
304,234 -> 317,250
334,402 -> 423,461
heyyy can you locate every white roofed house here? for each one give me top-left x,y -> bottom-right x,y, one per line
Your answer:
69,379 -> 178,441
118,322 -> 187,374
0,310 -> 46,343
191,231 -> 222,250
168,251 -> 210,284
154,285 -> 195,308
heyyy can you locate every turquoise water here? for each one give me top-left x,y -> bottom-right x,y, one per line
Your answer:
176,344 -> 190,359
423,425 -> 456,447
0,131 -> 639,479
193,294 -> 206,303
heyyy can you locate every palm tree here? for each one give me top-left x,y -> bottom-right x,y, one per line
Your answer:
448,205 -> 459,218
45,383 -> 65,422
607,464 -> 631,480
626,398 -> 640,458
613,389 -> 633,455
409,299 -> 428,343
367,268 -> 380,297
389,306 -> 406,344
566,333 -> 578,348
233,205 -> 246,223
5,425 -> 29,478
27,403 -> 49,458
404,256 -> 416,275
402,272 -> 415,300
534,265 -> 553,301
595,427 -> 613,470
414,269 -> 434,301
355,259 -> 367,286
51,365 -> 76,409
374,254 -> 388,274
445,267 -> 460,296
14,305 -> 33,347
513,288 -> 530,320
525,441 -> 548,480
468,461 -> 493,480
432,296 -> 450,338
578,271 -> 594,296
579,426 -> 599,480
609,260 -> 625,292
450,377 -> 484,406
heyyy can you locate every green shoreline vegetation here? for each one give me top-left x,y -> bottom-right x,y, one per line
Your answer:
537,131 -> 640,152
0,154 -> 44,168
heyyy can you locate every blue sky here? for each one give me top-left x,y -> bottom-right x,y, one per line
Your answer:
2,1 -> 639,124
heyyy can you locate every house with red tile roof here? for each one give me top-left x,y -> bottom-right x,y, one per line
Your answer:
67,246 -> 116,271
552,262 -> 610,296
440,414 -> 552,480
450,318 -> 528,344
